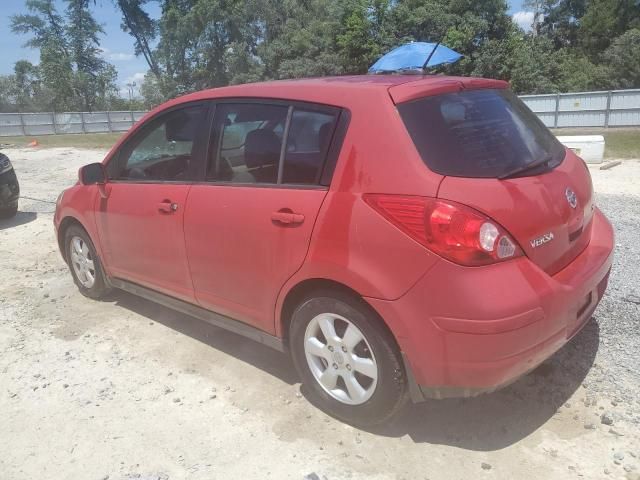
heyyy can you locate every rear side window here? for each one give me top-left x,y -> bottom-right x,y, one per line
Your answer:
397,89 -> 565,178
208,103 -> 288,184
283,109 -> 336,184
208,102 -> 338,185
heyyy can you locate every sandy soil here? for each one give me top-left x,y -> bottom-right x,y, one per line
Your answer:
1,147 -> 639,480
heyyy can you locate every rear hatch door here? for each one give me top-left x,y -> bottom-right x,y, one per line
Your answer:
395,84 -> 594,275
438,152 -> 594,275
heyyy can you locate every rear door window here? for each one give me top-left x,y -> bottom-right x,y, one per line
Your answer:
207,102 -> 339,185
283,109 -> 337,184
208,103 -> 288,184
397,89 -> 565,178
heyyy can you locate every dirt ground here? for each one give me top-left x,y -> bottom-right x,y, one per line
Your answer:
1,147 -> 639,480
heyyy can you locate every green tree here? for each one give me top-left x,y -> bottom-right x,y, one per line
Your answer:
11,0 -> 117,111
146,0 -> 261,96
12,0 -> 74,109
66,0 -> 118,110
12,61 -> 41,111
258,0 -> 343,79
38,41 -> 76,110
114,0 -> 161,78
336,0 -> 393,74
139,72 -> 168,108
0,76 -> 18,113
529,0 -> 588,48
472,27 -> 560,93
602,28 -> 640,89
579,0 -> 640,56
552,50 -> 608,91
113,0 -> 639,101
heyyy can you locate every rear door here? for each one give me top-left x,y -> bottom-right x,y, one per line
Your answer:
184,101 -> 341,332
396,87 -> 594,275
96,103 -> 210,302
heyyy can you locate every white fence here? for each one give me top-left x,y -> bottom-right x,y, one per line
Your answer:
0,111 -> 147,137
1,89 -> 639,137
519,89 -> 640,128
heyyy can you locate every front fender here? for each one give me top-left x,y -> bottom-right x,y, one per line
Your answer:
54,185 -> 103,270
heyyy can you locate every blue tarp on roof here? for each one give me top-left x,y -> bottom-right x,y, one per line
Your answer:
368,42 -> 462,73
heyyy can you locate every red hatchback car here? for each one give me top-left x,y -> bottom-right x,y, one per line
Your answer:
54,75 -> 614,425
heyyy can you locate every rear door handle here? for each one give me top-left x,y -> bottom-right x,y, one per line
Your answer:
271,210 -> 305,225
158,200 -> 178,214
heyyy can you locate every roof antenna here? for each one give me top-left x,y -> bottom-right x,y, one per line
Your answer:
422,41 -> 441,73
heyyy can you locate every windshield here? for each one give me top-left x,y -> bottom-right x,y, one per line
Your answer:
397,88 -> 565,178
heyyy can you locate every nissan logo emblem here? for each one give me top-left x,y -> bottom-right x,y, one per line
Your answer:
565,187 -> 578,209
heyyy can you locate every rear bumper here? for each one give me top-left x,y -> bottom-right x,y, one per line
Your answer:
0,169 -> 19,208
367,208 -> 614,400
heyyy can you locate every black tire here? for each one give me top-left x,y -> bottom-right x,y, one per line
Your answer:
0,204 -> 18,219
64,224 -> 111,299
290,290 -> 407,427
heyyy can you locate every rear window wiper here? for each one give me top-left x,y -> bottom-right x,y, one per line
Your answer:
499,154 -> 553,180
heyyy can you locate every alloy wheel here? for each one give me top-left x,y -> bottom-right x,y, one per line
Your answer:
70,236 -> 96,289
303,313 -> 378,405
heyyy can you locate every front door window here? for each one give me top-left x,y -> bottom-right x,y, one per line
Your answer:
114,105 -> 207,181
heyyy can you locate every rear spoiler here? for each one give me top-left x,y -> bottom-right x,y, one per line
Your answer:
389,77 -> 509,104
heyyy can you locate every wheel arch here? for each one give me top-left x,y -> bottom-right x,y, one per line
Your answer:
277,278 -> 399,351
279,277 -> 424,404
57,216 -> 90,263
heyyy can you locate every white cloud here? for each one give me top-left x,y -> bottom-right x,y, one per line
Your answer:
99,47 -> 135,62
126,72 -> 147,85
110,52 -> 135,61
512,11 -> 535,31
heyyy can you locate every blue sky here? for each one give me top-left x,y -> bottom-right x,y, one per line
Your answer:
0,0 -> 161,96
0,0 -> 528,97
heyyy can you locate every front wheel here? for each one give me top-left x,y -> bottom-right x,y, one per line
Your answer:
290,290 -> 407,426
65,225 -> 111,299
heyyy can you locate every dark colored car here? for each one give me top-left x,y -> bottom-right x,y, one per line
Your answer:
0,153 -> 19,219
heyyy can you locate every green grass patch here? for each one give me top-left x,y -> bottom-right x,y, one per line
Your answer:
552,127 -> 640,159
0,132 -> 123,150
601,130 -> 640,159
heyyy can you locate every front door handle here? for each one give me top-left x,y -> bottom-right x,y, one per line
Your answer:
158,200 -> 178,214
271,210 -> 305,225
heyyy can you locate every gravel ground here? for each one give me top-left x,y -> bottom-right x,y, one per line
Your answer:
0,147 -> 639,480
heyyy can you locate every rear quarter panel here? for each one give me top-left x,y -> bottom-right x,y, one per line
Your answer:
275,88 -> 444,336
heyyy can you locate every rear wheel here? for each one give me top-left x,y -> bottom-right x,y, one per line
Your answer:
65,225 -> 111,299
290,290 -> 407,426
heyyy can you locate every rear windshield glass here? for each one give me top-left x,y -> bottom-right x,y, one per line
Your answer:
397,88 -> 565,178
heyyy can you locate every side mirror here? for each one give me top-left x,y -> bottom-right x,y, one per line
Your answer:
79,163 -> 106,185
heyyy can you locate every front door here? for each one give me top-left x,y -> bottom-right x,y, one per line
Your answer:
96,103 -> 209,302
184,101 -> 340,332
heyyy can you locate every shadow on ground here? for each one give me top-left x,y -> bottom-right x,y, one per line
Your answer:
112,290 -> 298,385
110,289 -> 599,451
0,211 -> 37,230
369,318 -> 600,450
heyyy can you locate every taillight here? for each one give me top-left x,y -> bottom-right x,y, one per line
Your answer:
363,194 -> 523,266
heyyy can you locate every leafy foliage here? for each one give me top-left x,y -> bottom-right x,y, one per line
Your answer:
2,0 -> 640,112
7,0 -> 118,111
124,0 -> 640,105
602,28 -> 640,89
